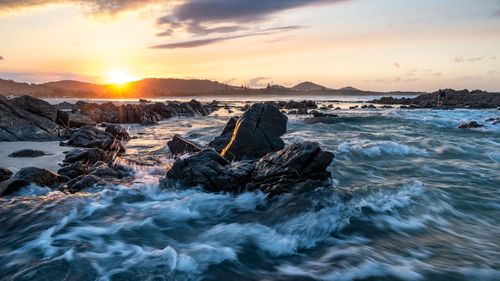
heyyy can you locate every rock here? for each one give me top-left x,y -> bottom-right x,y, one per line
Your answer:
349,105 -> 359,109
163,148 -> 253,192
103,124 -> 130,140
65,175 -> 101,193
89,163 -> 121,178
57,161 -> 89,179
139,99 -> 151,103
285,100 -> 318,109
12,95 -> 57,121
288,108 -> 309,115
167,134 -> 202,155
63,148 -> 112,165
304,112 -> 339,124
246,142 -> 334,196
8,149 -> 47,157
0,95 -> 62,141
162,142 -> 334,196
208,117 -> 238,153
221,103 -> 287,161
0,167 -> 62,196
64,125 -> 125,153
57,110 -> 95,128
459,121 -> 483,129
0,167 -> 13,182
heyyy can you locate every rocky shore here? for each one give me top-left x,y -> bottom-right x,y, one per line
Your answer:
371,89 -> 500,109
0,100 -> 336,197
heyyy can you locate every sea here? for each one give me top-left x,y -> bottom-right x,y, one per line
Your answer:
0,95 -> 499,281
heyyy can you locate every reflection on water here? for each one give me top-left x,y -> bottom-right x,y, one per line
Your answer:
0,99 -> 499,281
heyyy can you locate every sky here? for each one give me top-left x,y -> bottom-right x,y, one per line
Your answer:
0,0 -> 499,91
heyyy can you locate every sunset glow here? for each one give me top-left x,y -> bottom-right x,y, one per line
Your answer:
106,69 -> 137,85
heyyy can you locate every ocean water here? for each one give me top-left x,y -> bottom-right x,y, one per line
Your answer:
0,99 -> 499,281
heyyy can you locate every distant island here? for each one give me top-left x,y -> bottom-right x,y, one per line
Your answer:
0,77 -> 424,98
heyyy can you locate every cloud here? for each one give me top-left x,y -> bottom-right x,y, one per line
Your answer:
492,10 -> 500,17
393,62 -> 400,68
0,56 -> 3,60
248,76 -> 271,88
152,25 -> 303,48
0,71 -> 97,83
454,56 -> 495,63
0,0 -> 159,14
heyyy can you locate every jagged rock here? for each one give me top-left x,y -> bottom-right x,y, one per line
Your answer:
63,148 -> 112,165
304,112 -> 339,124
8,149 -> 47,157
57,161 -> 89,179
57,110 -> 95,128
0,167 -> 62,196
65,175 -> 101,193
162,142 -> 334,196
12,95 -> 57,121
0,95 -> 62,141
163,148 -> 254,192
221,103 -> 287,161
459,121 -> 483,129
64,125 -> 125,153
208,117 -> 238,153
0,167 -> 13,182
246,142 -> 334,196
285,100 -> 318,109
288,108 -> 309,115
167,134 -> 202,155
103,124 -> 130,140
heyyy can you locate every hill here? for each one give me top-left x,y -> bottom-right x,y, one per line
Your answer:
291,81 -> 328,91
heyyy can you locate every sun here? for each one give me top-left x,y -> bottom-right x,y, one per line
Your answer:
106,69 -> 137,85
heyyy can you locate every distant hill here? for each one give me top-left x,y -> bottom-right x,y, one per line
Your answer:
338,86 -> 361,92
292,81 -> 328,91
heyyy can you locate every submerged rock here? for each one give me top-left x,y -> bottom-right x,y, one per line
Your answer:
8,149 -> 47,157
0,167 -> 62,196
459,121 -> 483,129
0,167 -> 13,182
167,134 -> 202,155
221,103 -> 287,161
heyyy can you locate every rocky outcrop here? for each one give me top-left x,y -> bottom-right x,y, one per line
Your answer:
167,134 -> 202,155
221,103 -> 287,161
103,124 -> 130,140
63,125 -> 125,153
8,149 -> 47,157
0,95 -> 63,141
0,167 -> 63,196
372,89 -> 500,108
207,117 -> 238,153
162,142 -> 334,196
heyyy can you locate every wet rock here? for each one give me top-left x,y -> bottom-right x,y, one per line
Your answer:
0,167 -> 13,182
63,148 -> 112,165
89,163 -> 122,178
0,167 -> 62,196
57,110 -> 95,128
8,149 -> 47,157
103,124 -> 130,140
246,142 -> 334,196
0,95 -> 62,141
459,121 -> 483,129
288,108 -> 309,115
64,125 -> 125,153
207,116 -> 238,153
349,105 -> 359,109
221,103 -> 287,161
304,112 -> 339,124
163,148 -> 253,192
167,134 -> 202,155
285,100 -> 318,109
57,161 -> 89,179
65,175 -> 101,193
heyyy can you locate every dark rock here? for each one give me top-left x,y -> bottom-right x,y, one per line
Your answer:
139,99 -> 151,103
246,142 -> 334,196
208,117 -> 238,153
0,95 -> 62,141
221,103 -> 287,161
304,111 -> 339,124
104,124 -> 130,140
0,167 -> 13,182
0,167 -> 62,196
64,125 -> 125,153
288,108 -> 309,115
63,148 -> 112,165
163,148 -> 253,192
58,161 -> 89,179
349,105 -> 359,109
89,164 -> 121,178
65,175 -> 101,193
459,121 -> 483,129
285,100 -> 318,109
57,110 -> 95,128
9,149 -> 47,157
167,134 -> 202,155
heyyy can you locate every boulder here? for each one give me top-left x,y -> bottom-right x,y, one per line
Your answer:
12,95 -> 57,121
246,142 -> 334,196
104,124 -> 130,140
0,95 -> 62,141
167,134 -> 202,155
65,175 -> 101,193
207,116 -> 238,153
221,103 -> 287,161
0,167 -> 13,182
459,121 -> 483,129
8,149 -> 47,158
0,167 -> 62,196
163,142 -> 334,196
57,161 -> 89,179
64,125 -> 125,153
63,148 -> 111,165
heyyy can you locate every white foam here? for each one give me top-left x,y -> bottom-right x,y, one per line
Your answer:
337,139 -> 428,158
